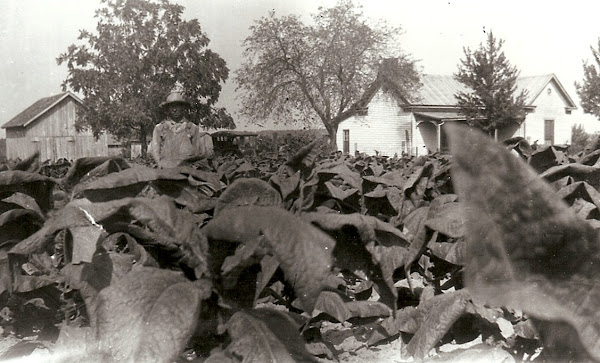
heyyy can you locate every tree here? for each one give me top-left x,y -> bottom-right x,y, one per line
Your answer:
575,38 -> 600,119
235,0 -> 420,149
454,31 -> 528,135
570,123 -> 591,155
57,0 -> 234,155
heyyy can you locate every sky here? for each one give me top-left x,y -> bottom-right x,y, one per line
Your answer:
1,0 -> 600,138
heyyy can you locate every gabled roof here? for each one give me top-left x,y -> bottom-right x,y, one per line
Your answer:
515,74 -> 577,109
2,92 -> 83,129
416,75 -> 470,106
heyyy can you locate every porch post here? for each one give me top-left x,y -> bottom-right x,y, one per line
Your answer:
436,122 -> 441,152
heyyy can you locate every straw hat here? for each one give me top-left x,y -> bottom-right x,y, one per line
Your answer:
160,90 -> 191,108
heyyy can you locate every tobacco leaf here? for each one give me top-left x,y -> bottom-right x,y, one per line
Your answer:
284,137 -> 323,174
78,166 -> 188,201
428,240 -> 466,266
557,181 -> 600,217
215,308 -> 318,363
0,170 -> 56,212
406,289 -> 470,359
366,305 -> 422,345
304,212 -> 410,309
12,151 -> 40,173
12,197 -> 209,278
2,192 -> 44,219
95,267 -> 208,362
0,209 -> 44,245
312,290 -> 353,322
362,170 -> 405,189
61,251 -> 136,327
203,206 -> 335,312
540,163 -> 600,190
425,202 -> 465,238
214,178 -> 282,216
529,145 -> 569,174
61,156 -> 130,192
446,123 -> 600,361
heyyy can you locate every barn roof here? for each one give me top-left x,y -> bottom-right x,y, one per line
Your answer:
2,92 -> 83,129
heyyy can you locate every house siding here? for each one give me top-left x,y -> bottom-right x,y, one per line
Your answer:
415,121 -> 437,154
337,90 -> 413,156
5,97 -> 108,161
520,80 -> 572,145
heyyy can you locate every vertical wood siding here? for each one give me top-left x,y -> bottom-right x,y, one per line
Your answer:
5,98 -> 109,161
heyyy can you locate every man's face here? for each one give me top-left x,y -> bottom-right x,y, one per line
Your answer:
168,103 -> 187,122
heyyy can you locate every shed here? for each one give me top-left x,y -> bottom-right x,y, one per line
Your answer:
1,92 -> 109,161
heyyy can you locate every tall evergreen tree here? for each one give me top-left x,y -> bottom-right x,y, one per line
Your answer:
575,38 -> 600,120
454,31 -> 528,135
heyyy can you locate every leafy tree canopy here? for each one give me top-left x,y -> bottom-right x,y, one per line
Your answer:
576,38 -> 600,120
235,0 -> 419,148
570,123 -> 591,155
454,31 -> 528,134
57,0 -> 235,154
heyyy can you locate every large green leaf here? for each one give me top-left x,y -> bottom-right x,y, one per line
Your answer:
0,171 -> 56,212
213,308 -> 318,363
11,197 -> 209,278
61,156 -> 130,193
540,163 -> 600,189
303,212 -> 410,309
203,206 -> 335,312
78,166 -> 188,201
95,267 -> 208,362
406,289 -> 470,359
0,209 -> 44,244
214,178 -> 282,216
446,123 -> 600,361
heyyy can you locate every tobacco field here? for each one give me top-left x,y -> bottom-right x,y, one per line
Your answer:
1,124 -> 600,362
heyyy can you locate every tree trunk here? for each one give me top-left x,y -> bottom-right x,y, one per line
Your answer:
326,125 -> 338,151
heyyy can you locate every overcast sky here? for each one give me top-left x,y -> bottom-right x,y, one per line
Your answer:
1,0 -> 600,138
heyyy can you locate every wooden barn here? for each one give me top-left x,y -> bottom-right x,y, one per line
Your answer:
1,92 -> 109,161
336,59 -> 577,156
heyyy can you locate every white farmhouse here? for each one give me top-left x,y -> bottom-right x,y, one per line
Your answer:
336,61 -> 577,156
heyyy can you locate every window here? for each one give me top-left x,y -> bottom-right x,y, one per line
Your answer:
544,119 -> 554,145
343,130 -> 350,154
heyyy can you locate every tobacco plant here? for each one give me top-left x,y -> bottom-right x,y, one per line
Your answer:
0,132 -> 599,362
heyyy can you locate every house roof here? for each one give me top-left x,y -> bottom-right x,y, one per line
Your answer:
2,91 -> 83,129
416,75 -> 470,105
356,70 -> 577,111
515,74 -> 577,109
413,111 -> 467,121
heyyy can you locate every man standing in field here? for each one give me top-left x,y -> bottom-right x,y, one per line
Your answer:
149,85 -> 214,168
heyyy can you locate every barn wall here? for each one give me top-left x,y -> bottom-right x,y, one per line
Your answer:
6,97 -> 109,161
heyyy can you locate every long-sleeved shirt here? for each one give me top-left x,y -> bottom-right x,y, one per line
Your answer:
149,119 -> 214,168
